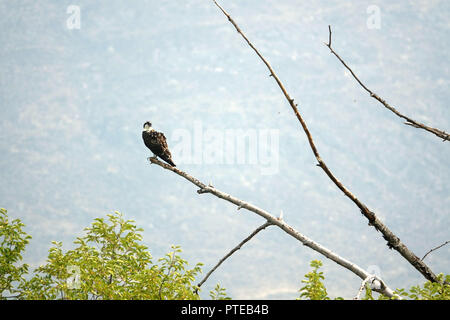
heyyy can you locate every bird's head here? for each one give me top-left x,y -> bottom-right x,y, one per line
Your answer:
143,121 -> 153,131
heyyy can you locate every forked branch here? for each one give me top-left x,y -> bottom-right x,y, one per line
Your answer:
212,0 -> 439,283
195,221 -> 273,294
354,275 -> 382,300
325,25 -> 449,142
148,157 -> 397,298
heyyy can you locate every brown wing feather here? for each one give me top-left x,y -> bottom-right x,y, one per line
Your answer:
143,130 -> 176,166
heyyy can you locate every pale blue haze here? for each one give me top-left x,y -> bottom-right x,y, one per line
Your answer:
0,0 -> 449,299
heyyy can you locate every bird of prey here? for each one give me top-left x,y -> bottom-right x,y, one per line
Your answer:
142,121 -> 176,167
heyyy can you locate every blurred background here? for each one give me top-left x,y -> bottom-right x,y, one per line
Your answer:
0,0 -> 448,299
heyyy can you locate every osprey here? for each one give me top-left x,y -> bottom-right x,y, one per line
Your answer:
142,121 -> 176,167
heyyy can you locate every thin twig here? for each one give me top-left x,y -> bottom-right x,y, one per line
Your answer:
354,275 -> 383,300
421,240 -> 450,261
354,276 -> 371,300
212,0 -> 439,284
195,221 -> 273,294
325,25 -> 449,142
148,157 -> 397,298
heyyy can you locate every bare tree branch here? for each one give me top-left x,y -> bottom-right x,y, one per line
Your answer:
354,276 -> 371,300
148,157 -> 398,298
354,275 -> 382,300
195,221 -> 274,294
212,0 -> 439,284
325,25 -> 450,142
421,240 -> 450,261
158,248 -> 176,300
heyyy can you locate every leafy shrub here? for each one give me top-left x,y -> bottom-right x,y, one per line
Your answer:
1,208 -> 448,300
1,209 -> 217,299
0,208 -> 31,298
297,258 -> 449,300
298,260 -> 331,300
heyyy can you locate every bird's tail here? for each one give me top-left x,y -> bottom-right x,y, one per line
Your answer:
163,156 -> 176,167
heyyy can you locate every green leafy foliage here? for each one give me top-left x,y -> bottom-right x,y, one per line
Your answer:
8,211 -> 205,299
209,283 -> 231,300
380,273 -> 450,300
298,259 -> 449,300
298,260 -> 330,300
0,208 -> 31,299
1,208 -> 448,300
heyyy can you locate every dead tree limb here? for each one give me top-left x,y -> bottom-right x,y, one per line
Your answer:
354,276 -> 371,300
195,221 -> 274,294
421,240 -> 450,261
212,0 -> 439,283
148,157 -> 397,298
325,25 -> 449,142
354,275 -> 382,300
